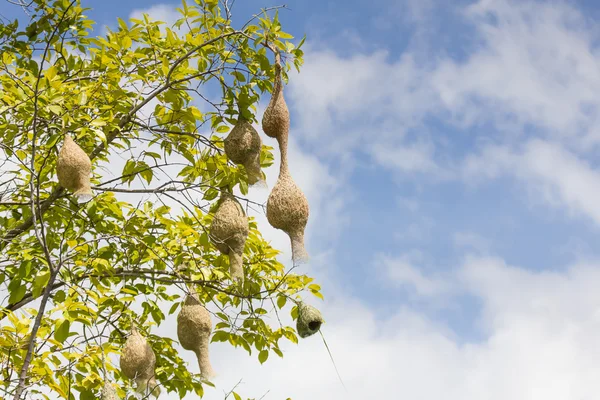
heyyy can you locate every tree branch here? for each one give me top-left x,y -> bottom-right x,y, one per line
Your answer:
1,268 -> 279,319
0,30 -> 250,251
12,3 -> 77,396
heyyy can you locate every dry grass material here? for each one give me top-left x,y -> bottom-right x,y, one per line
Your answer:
243,152 -> 265,187
267,170 -> 309,264
119,326 -> 160,397
224,119 -> 264,186
263,53 -> 310,263
262,59 -> 289,141
101,381 -> 117,400
177,294 -> 216,379
296,302 -> 324,338
209,191 -> 249,283
56,134 -> 93,203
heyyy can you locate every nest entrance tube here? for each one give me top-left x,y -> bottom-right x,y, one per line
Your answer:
119,325 -> 160,398
56,134 -> 93,203
209,190 -> 249,284
296,302 -> 324,339
177,294 -> 216,379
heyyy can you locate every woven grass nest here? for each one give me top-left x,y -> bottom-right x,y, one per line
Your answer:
267,169 -> 309,264
100,381 -> 117,400
209,190 -> 249,283
177,293 -> 216,379
261,59 -> 289,142
119,326 -> 160,397
56,134 -> 93,203
296,302 -> 324,338
224,118 -> 264,186
263,54 -> 310,264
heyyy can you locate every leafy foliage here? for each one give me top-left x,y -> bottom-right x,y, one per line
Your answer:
0,0 -> 319,399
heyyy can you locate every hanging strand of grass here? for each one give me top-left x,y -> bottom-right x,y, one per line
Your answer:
319,330 -> 348,393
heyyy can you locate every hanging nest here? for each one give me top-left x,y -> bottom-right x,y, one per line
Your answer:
224,118 -> 264,186
261,59 -> 289,141
263,51 -> 310,264
177,294 -> 215,379
296,302 -> 324,338
100,381 -> 118,400
209,190 -> 249,283
267,170 -> 309,264
56,134 -> 93,203
119,326 -> 160,397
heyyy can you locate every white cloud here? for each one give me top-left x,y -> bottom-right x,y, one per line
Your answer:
283,0 -> 600,232
288,0 -> 600,180
378,253 -> 453,297
129,4 -> 184,31
428,0 -> 600,143
158,254 -> 600,400
370,140 -> 439,174
453,231 -> 491,253
287,48 -> 439,171
462,138 -> 600,227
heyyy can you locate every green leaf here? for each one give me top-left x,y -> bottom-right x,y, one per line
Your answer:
168,302 -> 180,315
122,35 -> 132,49
231,71 -> 246,82
47,105 -> 62,115
258,350 -> 269,364
8,283 -> 26,305
140,168 -> 153,184
211,331 -> 229,343
79,389 -> 95,400
54,319 -> 70,343
53,290 -> 66,303
78,91 -> 88,106
32,271 -> 50,299
278,31 -> 294,39
277,295 -> 287,309
239,178 -> 248,196
90,119 -> 106,127
93,128 -> 106,143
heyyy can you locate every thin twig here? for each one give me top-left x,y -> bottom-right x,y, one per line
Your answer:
12,2 -> 77,398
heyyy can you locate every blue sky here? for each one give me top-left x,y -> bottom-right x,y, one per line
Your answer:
7,0 -> 600,398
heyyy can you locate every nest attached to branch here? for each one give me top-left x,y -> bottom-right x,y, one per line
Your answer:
296,302 -> 324,338
119,326 -> 160,397
177,294 -> 216,379
262,60 -> 289,141
224,118 -> 265,186
209,190 -> 249,284
56,134 -> 93,203
267,170 -> 309,264
262,53 -> 310,264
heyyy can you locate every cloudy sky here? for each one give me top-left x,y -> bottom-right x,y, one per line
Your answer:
8,0 -> 600,398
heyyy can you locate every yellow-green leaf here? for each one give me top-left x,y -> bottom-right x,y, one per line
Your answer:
258,350 -> 268,364
54,319 -> 70,343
